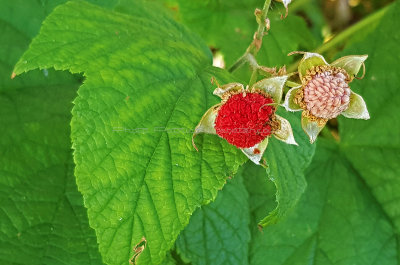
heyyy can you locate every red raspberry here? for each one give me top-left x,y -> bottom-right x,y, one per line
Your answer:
215,92 -> 275,148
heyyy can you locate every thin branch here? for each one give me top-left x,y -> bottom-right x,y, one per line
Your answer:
228,0 -> 272,73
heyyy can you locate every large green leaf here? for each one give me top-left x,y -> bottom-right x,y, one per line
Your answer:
173,110 -> 315,264
337,0 -> 400,232
0,0 -> 120,39
246,140 -> 398,265
0,2 -> 102,264
13,1 -> 246,264
259,110 -> 315,226
175,173 -> 250,265
0,70 -> 103,265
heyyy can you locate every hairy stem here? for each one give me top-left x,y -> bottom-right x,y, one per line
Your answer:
248,70 -> 259,87
248,0 -> 272,55
228,0 -> 272,74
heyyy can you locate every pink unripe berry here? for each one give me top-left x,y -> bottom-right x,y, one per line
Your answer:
303,71 -> 351,119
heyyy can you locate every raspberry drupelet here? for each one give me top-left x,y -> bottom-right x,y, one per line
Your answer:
303,68 -> 351,119
215,92 -> 276,148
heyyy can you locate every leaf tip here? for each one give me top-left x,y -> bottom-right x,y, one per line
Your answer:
11,72 -> 16,79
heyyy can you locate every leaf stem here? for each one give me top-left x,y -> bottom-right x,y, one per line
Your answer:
248,70 -> 259,87
228,0 -> 272,74
228,54 -> 248,73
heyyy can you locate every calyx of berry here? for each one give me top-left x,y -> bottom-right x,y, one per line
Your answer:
284,52 -> 370,143
193,76 -> 297,165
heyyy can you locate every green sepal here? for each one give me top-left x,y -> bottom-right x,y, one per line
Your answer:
331,55 -> 368,79
298,52 -> 328,81
283,85 -> 302,112
192,104 -> 221,150
342,91 -> 370,120
301,112 -> 326,143
251,76 -> 288,103
213,83 -> 244,98
273,114 -> 298,145
241,138 -> 269,165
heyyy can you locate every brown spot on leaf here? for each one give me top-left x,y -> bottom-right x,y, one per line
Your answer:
253,148 -> 261,154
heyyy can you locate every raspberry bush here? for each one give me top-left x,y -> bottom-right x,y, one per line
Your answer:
1,0 -> 399,265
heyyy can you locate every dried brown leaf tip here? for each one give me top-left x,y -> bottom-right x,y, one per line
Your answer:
129,237 -> 147,265
284,52 -> 370,143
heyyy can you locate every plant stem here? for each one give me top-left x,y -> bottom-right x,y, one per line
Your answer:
287,4 -> 389,72
228,0 -> 272,73
248,0 -> 272,56
286,80 -> 301,88
315,4 -> 389,54
249,70 -> 259,87
228,54 -> 248,73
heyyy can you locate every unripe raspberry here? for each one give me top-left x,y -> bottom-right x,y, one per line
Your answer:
283,52 -> 369,143
303,71 -> 351,119
215,92 -> 275,148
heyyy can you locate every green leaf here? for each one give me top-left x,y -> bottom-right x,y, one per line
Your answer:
258,15 -> 318,68
13,1 -> 247,264
0,74 -> 104,265
259,110 -> 315,227
246,140 -> 398,265
0,0 -> 120,39
159,252 -> 178,265
175,173 -> 250,265
173,110 -> 314,264
175,0 -> 259,67
337,0 -> 400,232
289,0 -> 324,43
0,3 -> 102,264
297,52 -> 328,80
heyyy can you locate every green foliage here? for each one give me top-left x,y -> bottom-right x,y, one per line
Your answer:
0,1 -> 102,264
174,0 -> 318,80
13,1 -> 247,264
246,140 -> 398,265
338,0 -> 400,232
0,69 -> 102,264
175,174 -> 250,265
1,0 -> 399,265
260,111 -> 315,226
